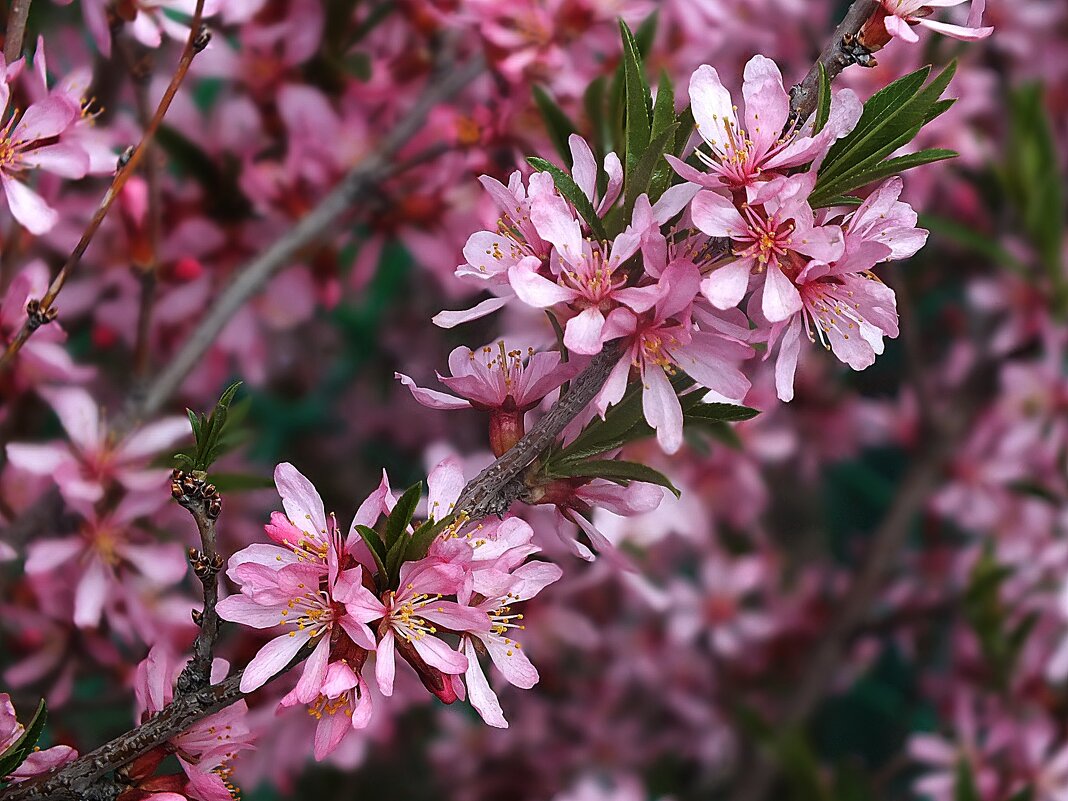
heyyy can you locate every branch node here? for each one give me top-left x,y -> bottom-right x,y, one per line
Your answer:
24,299 -> 57,332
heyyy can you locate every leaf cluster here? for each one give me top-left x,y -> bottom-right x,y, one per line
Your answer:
811,62 -> 959,207
173,382 -> 247,474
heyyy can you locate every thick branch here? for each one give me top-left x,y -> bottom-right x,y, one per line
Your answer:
133,54 -> 484,421
788,0 -> 879,123
0,646 -> 312,801
0,3 -> 208,371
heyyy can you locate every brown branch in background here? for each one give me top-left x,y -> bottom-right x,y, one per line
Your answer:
732,361 -> 993,801
3,0 -> 33,64
171,470 -> 224,696
788,0 -> 879,124
132,53 -> 485,421
0,1 -> 209,372
115,41 -> 165,380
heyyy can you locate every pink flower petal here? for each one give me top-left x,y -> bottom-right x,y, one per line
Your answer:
463,638 -> 507,728
239,629 -> 311,693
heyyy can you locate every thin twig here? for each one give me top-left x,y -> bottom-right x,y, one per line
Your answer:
171,471 -> 223,696
115,40 -> 164,380
3,0 -> 33,64
0,2 -> 208,371
132,53 -> 484,421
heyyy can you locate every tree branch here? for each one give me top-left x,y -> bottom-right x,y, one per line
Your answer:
0,3 -> 208,372
454,340 -> 625,519
132,53 -> 485,421
171,471 -> 224,696
3,0 -> 33,64
788,0 -> 879,124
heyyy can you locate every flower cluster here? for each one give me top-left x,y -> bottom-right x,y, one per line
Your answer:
219,460 -> 561,755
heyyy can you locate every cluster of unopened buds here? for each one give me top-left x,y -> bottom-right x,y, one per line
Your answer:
171,469 -> 223,521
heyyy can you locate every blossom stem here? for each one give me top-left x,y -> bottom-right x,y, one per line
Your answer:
454,340 -> 626,520
0,0 -> 208,373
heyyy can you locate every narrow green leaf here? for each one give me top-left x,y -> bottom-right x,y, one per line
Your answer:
353,524 -> 388,580
583,76 -> 610,172
813,62 -> 831,134
684,402 -> 760,424
954,760 -> 981,801
548,459 -> 680,497
651,70 -> 675,140
619,20 -> 651,183
527,157 -> 610,242
0,700 -> 47,779
625,124 -> 677,214
811,149 -> 957,206
405,517 -> 452,563
821,65 -> 932,172
384,482 -> 421,549
533,85 -> 579,166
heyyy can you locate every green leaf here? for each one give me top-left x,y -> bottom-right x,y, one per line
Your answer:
547,459 -> 680,497
625,123 -> 677,215
353,524 -> 388,579
405,517 -> 453,563
584,76 -> 611,171
954,759 -> 981,801
651,70 -> 675,140
821,65 -> 933,172
813,62 -> 832,134
684,402 -> 760,424
619,20 -> 651,185
384,482 -> 421,549
0,700 -> 47,780
527,157 -> 610,242
810,149 -> 957,207
384,482 -> 422,579
533,85 -> 579,166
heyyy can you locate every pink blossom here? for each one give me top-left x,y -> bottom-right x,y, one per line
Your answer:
595,264 -> 753,454
879,0 -> 993,43
281,659 -> 373,761
456,558 -> 562,728
6,386 -> 189,505
0,61 -> 87,234
0,693 -> 77,781
24,493 -> 188,630
692,172 -> 845,324
218,526 -> 379,696
359,559 -> 489,697
133,646 -> 254,797
670,56 -> 861,190
396,342 -> 574,413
